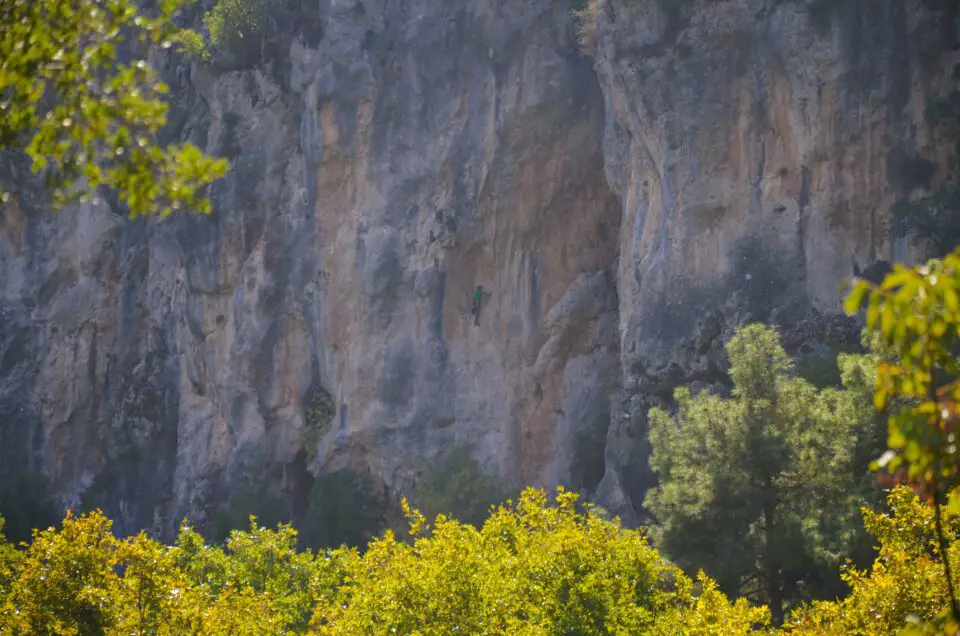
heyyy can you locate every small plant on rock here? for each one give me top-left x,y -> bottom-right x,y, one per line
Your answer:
303,384 -> 335,461
176,0 -> 270,66
572,0 -> 602,58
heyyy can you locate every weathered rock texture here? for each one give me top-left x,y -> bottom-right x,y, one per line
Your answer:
0,0 -> 958,536
592,0 -> 960,518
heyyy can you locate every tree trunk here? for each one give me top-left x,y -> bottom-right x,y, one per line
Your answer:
763,484 -> 784,626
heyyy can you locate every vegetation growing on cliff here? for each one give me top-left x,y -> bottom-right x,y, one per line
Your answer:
0,0 -> 228,217
175,0 -> 278,66
303,383 -> 336,461
571,0 -> 601,58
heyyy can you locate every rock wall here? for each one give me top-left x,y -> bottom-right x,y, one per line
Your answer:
593,0 -> 960,518
0,0 -> 957,536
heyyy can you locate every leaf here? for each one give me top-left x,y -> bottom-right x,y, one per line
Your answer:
947,489 -> 960,517
874,389 -> 888,412
881,304 -> 896,337
945,286 -> 959,313
889,425 -> 906,449
844,282 -> 868,316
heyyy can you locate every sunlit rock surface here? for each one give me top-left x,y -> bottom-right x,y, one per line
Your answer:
0,0 -> 956,535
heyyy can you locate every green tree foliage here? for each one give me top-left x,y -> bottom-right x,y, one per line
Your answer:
0,472 -> 59,544
300,469 -> 382,550
208,479 -> 289,544
174,519 -> 317,632
0,0 -> 228,217
571,0 -> 601,58
175,0 -> 271,65
656,571 -> 769,636
314,490 -> 765,635
645,324 -> 883,625
415,445 -> 509,528
891,182 -> 960,258
794,337 -> 863,389
206,0 -> 267,58
0,490 -> 769,635
314,487 -> 768,634
3,510 -> 133,633
3,486 -> 959,634
845,246 -> 960,630
0,517 -> 20,611
845,249 -> 960,505
785,486 -> 960,635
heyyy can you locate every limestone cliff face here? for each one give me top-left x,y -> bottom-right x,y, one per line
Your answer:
590,0 -> 960,518
0,0 -> 621,536
0,0 -> 957,535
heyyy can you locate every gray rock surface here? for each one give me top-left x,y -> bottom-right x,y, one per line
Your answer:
0,0 -> 957,535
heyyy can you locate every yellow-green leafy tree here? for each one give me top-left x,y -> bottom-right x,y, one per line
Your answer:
313,487 -> 769,635
0,491 -> 768,634
785,486 -> 959,635
845,246 -> 960,632
0,517 -> 20,613
111,531 -> 200,634
0,0 -> 228,217
1,510 -> 124,634
654,572 -> 770,636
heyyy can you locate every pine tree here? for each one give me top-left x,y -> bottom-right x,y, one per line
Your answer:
645,324 -> 882,625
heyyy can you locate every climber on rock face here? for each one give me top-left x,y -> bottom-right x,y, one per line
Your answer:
471,285 -> 488,326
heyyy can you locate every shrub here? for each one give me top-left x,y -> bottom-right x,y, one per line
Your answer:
209,479 -> 290,544
299,470 -> 382,550
415,445 -> 508,528
795,339 -> 861,389
206,0 -> 268,59
572,0 -> 602,58
891,180 -> 960,257
303,384 -> 335,461
174,28 -> 210,63
0,472 -> 59,544
177,0 -> 270,65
